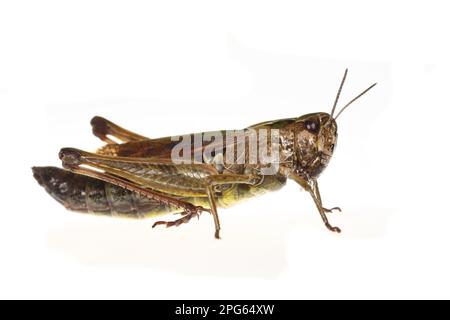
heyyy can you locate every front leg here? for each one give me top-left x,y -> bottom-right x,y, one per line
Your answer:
290,174 -> 341,233
311,179 -> 342,214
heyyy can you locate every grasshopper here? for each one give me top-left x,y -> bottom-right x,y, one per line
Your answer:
33,69 -> 376,239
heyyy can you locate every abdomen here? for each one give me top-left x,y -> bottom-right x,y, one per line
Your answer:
32,167 -> 179,218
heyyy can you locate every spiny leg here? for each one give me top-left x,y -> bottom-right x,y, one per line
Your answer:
60,147 -> 216,236
59,147 -> 216,196
59,148 -> 210,217
91,116 -> 149,144
60,147 -> 263,239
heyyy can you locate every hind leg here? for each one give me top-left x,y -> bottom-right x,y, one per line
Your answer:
91,116 -> 149,143
59,149 -> 211,219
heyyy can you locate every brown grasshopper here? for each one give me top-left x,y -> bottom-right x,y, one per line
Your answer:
33,69 -> 376,239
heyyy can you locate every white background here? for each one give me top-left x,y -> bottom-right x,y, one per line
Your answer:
1,1 -> 449,299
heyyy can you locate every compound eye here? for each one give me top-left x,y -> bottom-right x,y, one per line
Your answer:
305,120 -> 320,134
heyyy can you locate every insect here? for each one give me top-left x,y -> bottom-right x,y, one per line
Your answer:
33,69 -> 376,239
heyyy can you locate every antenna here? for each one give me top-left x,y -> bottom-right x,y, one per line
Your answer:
334,83 -> 377,119
330,68 -> 348,118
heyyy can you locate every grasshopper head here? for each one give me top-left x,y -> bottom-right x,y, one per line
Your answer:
293,69 -> 376,180
293,112 -> 337,179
